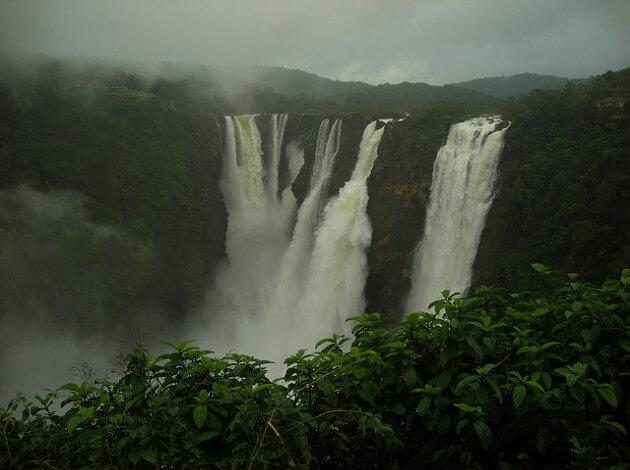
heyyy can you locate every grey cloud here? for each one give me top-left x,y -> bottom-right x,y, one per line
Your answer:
0,0 -> 629,83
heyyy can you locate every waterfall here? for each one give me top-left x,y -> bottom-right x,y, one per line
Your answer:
270,119 -> 342,330
267,113 -> 288,198
202,116 -> 384,367
405,116 -> 509,312
208,114 -> 299,336
294,121 -> 384,343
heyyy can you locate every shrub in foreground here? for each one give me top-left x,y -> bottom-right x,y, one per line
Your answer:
1,265 -> 629,468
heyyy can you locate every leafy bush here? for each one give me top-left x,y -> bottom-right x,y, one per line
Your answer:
2,265 -> 629,468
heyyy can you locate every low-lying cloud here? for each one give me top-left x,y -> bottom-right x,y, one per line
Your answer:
0,186 -> 156,402
1,0 -> 629,84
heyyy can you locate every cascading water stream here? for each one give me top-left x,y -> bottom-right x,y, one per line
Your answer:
267,113 -> 288,198
201,116 -> 384,367
207,114 -> 299,341
293,121 -> 384,343
269,119 -> 342,324
405,116 -> 509,312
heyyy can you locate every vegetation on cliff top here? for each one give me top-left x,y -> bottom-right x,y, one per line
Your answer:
2,266 -> 628,469
474,68 -> 630,288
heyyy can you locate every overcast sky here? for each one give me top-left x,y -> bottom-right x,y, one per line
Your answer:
1,0 -> 629,84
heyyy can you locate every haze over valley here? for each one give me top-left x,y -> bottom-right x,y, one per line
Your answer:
1,1 -> 629,468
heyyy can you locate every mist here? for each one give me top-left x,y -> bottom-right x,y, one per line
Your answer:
0,185 -> 173,402
0,0 -> 628,466
1,0 -> 629,85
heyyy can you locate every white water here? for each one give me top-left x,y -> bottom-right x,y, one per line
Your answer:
207,114 -> 299,335
201,116 -> 383,366
405,116 -> 509,312
269,119 -> 342,332
294,121 -> 384,343
267,113 -> 288,197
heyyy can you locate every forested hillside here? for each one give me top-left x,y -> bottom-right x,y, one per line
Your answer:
0,60 -> 227,326
475,68 -> 630,288
156,62 -> 500,111
451,73 -> 582,98
1,58 -> 628,319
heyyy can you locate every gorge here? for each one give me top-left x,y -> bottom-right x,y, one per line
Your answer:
199,113 -> 503,365
0,62 -> 628,405
2,2 -> 629,465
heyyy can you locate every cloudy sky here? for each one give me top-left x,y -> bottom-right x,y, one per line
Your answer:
1,0 -> 629,84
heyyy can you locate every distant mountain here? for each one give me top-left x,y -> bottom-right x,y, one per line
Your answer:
591,67 -> 630,99
156,63 -> 500,111
451,73 -> 589,98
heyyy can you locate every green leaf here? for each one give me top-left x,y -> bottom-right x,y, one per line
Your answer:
194,405 -> 208,428
391,402 -> 406,416
129,452 -> 140,465
525,381 -> 545,394
482,336 -> 496,351
99,392 -> 110,405
435,370 -> 451,390
67,415 -> 84,433
198,389 -> 208,403
454,403 -> 482,415
571,362 -> 588,376
416,397 -> 431,416
79,406 -> 94,419
555,367 -> 579,387
531,307 -> 549,317
531,263 -> 548,274
539,341 -> 561,351
402,367 -> 417,388
597,386 -> 618,408
541,372 -> 552,389
463,297 -> 484,310
513,385 -> 526,409
438,348 -> 452,367
253,383 -> 275,394
466,338 -> 484,359
476,364 -> 495,376
621,268 -> 630,287
487,379 -> 503,404
517,345 -> 539,355
606,421 -> 627,436
58,383 -> 81,393
140,448 -> 157,464
315,337 -> 333,349
456,419 -> 469,434
454,375 -> 479,395
473,421 -> 492,449
212,381 -> 229,397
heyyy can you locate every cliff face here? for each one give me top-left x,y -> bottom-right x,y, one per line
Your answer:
2,84 -> 628,325
290,110 -> 469,316
365,114 -> 453,316
474,93 -> 630,288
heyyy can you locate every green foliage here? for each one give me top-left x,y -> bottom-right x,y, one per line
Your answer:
452,72 -> 578,99
475,68 -> 630,287
0,68 -> 226,318
2,266 -> 628,468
